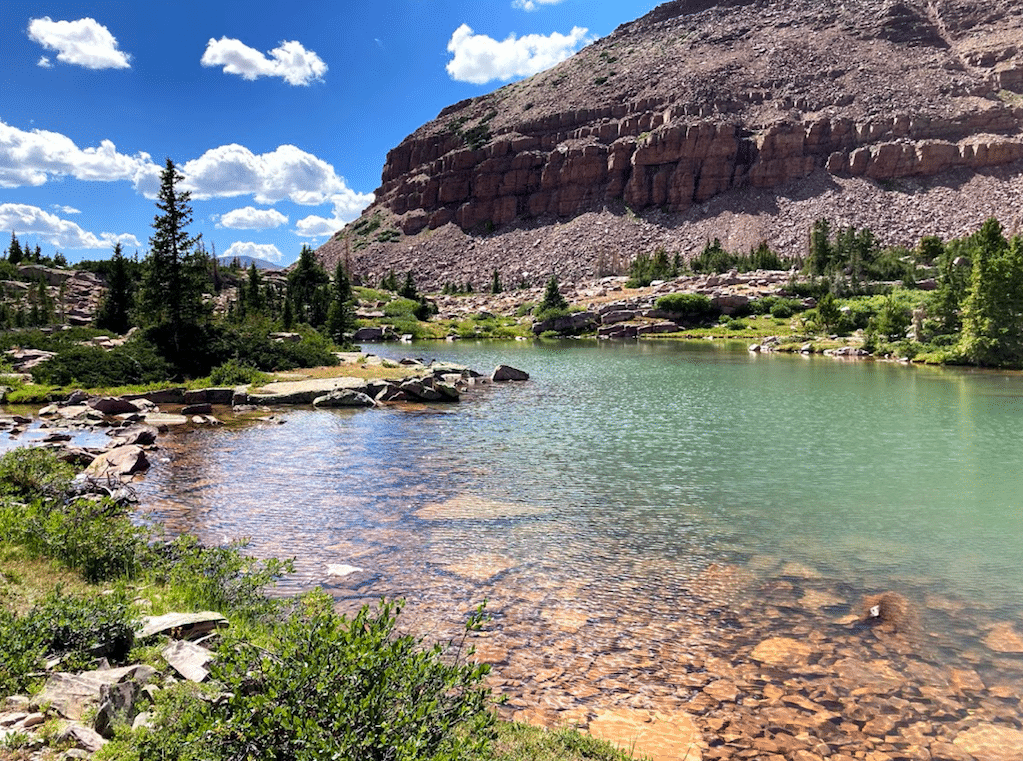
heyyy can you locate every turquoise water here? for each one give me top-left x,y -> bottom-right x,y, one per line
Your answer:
138,339 -> 1023,616
129,340 -> 1023,742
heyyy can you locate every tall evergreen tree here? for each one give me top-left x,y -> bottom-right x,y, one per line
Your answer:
6,232 -> 23,265
956,218 -> 1023,366
325,259 -> 356,344
140,158 -> 209,350
96,242 -> 135,334
286,245 -> 330,327
540,274 -> 568,313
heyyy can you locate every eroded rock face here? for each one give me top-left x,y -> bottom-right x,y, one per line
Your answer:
320,0 -> 1023,288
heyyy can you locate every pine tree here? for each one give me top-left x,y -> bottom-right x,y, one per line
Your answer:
490,269 -> 502,295
96,242 -> 135,334
539,274 -> 568,315
286,245 -> 330,326
957,218 -> 1018,366
6,233 -> 23,265
325,259 -> 356,345
398,271 -> 419,301
140,158 -> 209,350
244,263 -> 264,315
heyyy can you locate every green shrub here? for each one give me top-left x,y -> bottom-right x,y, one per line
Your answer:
207,359 -> 269,387
383,297 -> 421,318
154,535 -> 293,622
769,298 -> 802,319
0,449 -> 150,581
514,301 -> 536,318
0,448 -> 76,501
0,589 -> 136,695
103,592 -> 494,761
533,306 -> 570,323
31,341 -> 173,387
726,318 -> 747,330
654,293 -> 717,324
1,496 -> 150,582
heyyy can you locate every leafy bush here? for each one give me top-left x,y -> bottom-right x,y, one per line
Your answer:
153,535 -> 293,622
514,301 -> 536,318
207,359 -> 269,387
1,496 -> 150,583
31,341 -> 173,387
0,589 -> 136,695
654,293 -> 717,324
0,448 -> 76,501
104,592 -> 494,761
0,450 -> 150,581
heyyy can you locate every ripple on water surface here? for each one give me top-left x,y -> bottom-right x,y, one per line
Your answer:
136,342 -> 1023,759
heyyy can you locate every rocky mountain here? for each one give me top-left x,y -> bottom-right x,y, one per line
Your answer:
318,0 -> 1023,288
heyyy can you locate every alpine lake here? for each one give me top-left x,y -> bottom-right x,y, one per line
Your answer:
136,339 -> 1023,761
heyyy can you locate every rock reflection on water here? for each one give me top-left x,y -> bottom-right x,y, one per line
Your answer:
138,408 -> 1023,761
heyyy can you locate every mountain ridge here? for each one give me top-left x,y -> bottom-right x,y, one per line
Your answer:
318,0 -> 1023,287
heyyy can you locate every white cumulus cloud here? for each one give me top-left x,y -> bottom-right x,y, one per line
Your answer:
27,17 -> 131,70
445,23 -> 588,84
0,203 -> 140,250
37,57 -> 53,68
201,37 -> 326,86
180,144 -> 372,209
0,120 -> 159,191
217,206 -> 288,230
51,204 -> 81,215
295,191 -> 375,238
512,0 -> 567,10
223,241 -> 284,263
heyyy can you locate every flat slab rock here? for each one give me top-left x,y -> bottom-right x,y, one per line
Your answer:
162,640 -> 214,682
247,376 -> 369,405
138,611 -> 228,640
31,665 -> 155,721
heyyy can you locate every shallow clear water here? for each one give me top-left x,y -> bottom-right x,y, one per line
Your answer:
136,340 -> 1023,730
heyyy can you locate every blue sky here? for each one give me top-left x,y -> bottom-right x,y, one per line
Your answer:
0,0 -> 661,266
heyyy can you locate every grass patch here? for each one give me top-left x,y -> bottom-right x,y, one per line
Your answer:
489,722 -> 637,761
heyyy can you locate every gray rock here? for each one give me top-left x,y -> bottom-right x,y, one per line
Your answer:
108,424 -> 159,447
32,666 -> 149,721
182,387 -> 235,405
83,445 -> 149,478
138,611 -> 228,640
601,309 -> 637,325
353,326 -> 385,341
162,640 -> 214,683
88,397 -> 144,415
492,365 -> 530,382
57,723 -> 107,753
312,389 -> 376,408
181,403 -> 213,415
94,681 -> 142,738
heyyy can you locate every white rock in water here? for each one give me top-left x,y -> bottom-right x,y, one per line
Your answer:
326,563 -> 364,578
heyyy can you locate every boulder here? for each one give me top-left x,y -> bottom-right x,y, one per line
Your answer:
181,403 -> 213,415
492,364 -> 530,382
83,445 -> 149,478
182,387 -> 235,405
109,424 -> 159,447
88,397 -> 143,415
32,665 -> 152,721
353,326 -> 385,341
312,389 -> 377,408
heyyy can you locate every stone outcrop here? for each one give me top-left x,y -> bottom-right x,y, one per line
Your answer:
319,0 -> 1023,289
